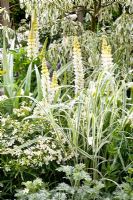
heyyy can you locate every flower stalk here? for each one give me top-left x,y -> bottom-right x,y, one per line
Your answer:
41,57 -> 51,102
50,71 -> 58,103
101,36 -> 113,71
73,36 -> 84,95
27,10 -> 39,59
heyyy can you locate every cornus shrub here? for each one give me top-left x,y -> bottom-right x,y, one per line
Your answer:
19,0 -> 133,73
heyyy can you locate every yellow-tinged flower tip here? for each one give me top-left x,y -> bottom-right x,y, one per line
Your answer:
32,18 -> 38,32
27,9 -> 39,59
28,31 -> 35,42
51,71 -> 58,88
101,37 -> 112,55
42,58 -> 49,76
102,45 -> 112,55
102,36 -> 108,47
101,36 -> 114,73
73,36 -> 81,53
31,10 -> 38,27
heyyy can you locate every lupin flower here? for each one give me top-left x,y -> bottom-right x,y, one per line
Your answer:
101,36 -> 113,71
101,36 -> 115,93
27,10 -> 39,59
50,71 -> 58,103
40,57 -> 59,106
73,36 -> 84,95
51,71 -> 58,89
34,68 -> 59,115
41,57 -> 51,102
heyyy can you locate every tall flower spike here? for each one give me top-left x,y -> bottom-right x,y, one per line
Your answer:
51,71 -> 58,89
73,36 -> 84,95
27,10 -> 39,59
41,57 -> 51,102
101,36 -> 115,93
50,71 -> 58,103
101,36 -> 113,71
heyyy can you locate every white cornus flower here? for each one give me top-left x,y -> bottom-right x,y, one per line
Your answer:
73,36 -> 84,95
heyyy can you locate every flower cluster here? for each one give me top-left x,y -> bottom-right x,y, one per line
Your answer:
41,57 -> 51,103
101,36 -> 113,71
73,36 -> 84,95
13,102 -> 31,118
36,56 -> 59,111
27,10 -> 40,59
101,36 -> 115,93
50,71 -> 58,102
0,108 -> 74,169
51,71 -> 58,89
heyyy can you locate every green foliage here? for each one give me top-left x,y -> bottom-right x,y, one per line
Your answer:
9,0 -> 25,29
0,100 -> 74,198
11,47 -> 30,82
2,28 -> 14,97
14,165 -> 133,200
113,182 -> 133,200
15,164 -> 105,200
